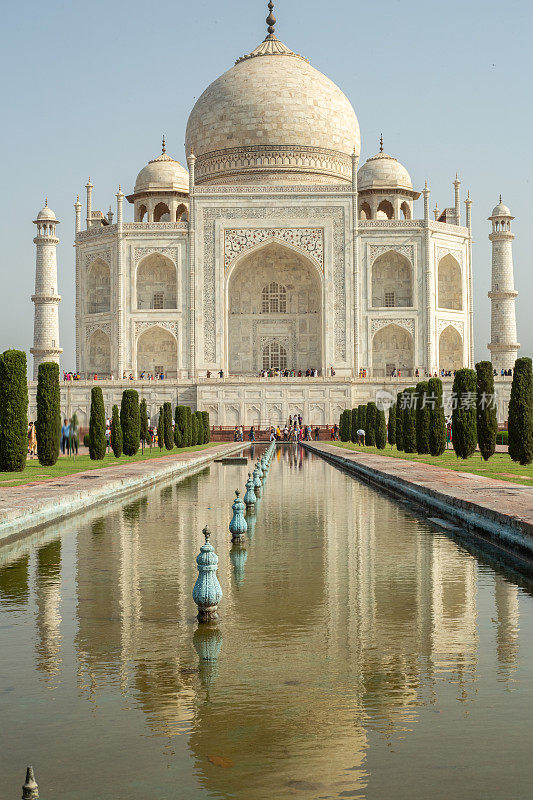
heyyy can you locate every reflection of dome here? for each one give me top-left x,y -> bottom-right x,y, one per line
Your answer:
185,33 -> 360,185
358,150 -> 413,192
134,145 -> 189,194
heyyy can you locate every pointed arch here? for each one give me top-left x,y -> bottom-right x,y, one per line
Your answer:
438,255 -> 462,310
86,259 -> 110,314
372,250 -> 413,308
136,325 -> 177,378
136,253 -> 177,310
376,199 -> 394,220
372,323 -> 414,377
359,201 -> 372,220
439,325 -> 463,371
87,329 -> 111,376
153,202 -> 170,222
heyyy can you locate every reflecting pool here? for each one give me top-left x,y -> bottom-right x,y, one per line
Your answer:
1,446 -> 532,799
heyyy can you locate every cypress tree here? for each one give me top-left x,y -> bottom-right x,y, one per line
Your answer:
194,411 -> 205,444
476,361 -> 497,461
163,402 -> 174,450
202,411 -> 210,443
174,405 -> 182,447
428,377 -> 446,457
185,406 -> 193,447
191,413 -> 198,447
156,406 -> 164,450
375,408 -> 387,449
36,362 -> 61,466
358,405 -> 366,435
0,349 -> 28,472
396,392 -> 404,451
350,408 -> 358,442
365,403 -> 377,446
175,405 -> 187,448
140,398 -> 149,452
339,409 -> 347,442
120,389 -> 140,456
508,357 -> 533,465
402,388 -> 417,453
415,381 -> 431,454
387,402 -> 396,447
452,368 -> 478,459
88,385 -> 106,461
111,404 -> 123,458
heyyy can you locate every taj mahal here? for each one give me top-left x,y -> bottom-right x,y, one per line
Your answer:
28,3 -> 520,427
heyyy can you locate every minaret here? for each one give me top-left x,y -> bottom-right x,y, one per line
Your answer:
31,201 -> 62,380
488,198 -> 519,372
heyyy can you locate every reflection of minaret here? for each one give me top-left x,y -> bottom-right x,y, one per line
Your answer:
494,574 -> 519,679
35,540 -> 62,678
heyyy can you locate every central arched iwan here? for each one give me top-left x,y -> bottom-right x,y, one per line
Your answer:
137,326 -> 177,377
227,241 -> 322,374
372,323 -> 414,377
372,250 -> 413,308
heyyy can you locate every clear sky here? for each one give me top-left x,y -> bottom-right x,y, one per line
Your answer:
1,0 -> 531,370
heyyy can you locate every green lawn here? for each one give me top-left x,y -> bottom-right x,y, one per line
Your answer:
331,442 -> 533,486
0,443 -> 220,487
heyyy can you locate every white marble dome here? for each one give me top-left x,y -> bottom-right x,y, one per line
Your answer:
185,34 -> 360,185
491,201 -> 512,217
358,151 -> 413,192
134,150 -> 189,194
36,203 -> 57,221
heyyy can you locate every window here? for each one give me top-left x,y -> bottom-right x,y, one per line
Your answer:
262,341 -> 288,371
262,282 -> 287,313
153,292 -> 164,310
154,365 -> 164,375
385,292 -> 395,307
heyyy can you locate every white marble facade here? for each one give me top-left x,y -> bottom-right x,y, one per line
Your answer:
35,11 -> 517,425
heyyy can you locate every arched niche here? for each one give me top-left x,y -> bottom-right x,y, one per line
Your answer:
376,199 -> 394,220
176,203 -> 189,222
372,251 -> 413,308
360,201 -> 371,220
439,325 -> 463,371
87,330 -> 111,376
227,241 -> 322,374
153,202 -> 170,222
86,259 -> 110,314
137,326 -> 177,377
372,323 -> 414,377
438,255 -> 462,310
138,204 -> 148,222
136,253 -> 177,310
400,201 -> 411,220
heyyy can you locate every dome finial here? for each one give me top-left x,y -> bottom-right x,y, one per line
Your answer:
499,193 -> 502,203
379,133 -> 383,153
162,135 -> 166,154
44,197 -> 48,207
266,1 -> 276,35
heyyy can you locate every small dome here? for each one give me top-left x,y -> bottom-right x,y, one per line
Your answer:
36,203 -> 57,221
358,150 -> 413,192
491,201 -> 511,217
134,150 -> 189,194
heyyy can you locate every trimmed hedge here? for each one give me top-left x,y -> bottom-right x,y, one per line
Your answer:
375,408 -> 387,449
395,392 -> 404,451
111,404 -> 123,458
191,413 -> 198,447
508,357 -> 533,465
415,381 -> 430,454
476,361 -> 497,461
0,349 -> 28,472
365,403 -> 377,446
402,388 -> 417,453
120,389 -> 140,456
340,409 -> 352,442
185,406 -> 193,447
350,408 -> 358,442
37,362 -> 62,466
194,410 -> 205,445
387,402 -> 396,446
163,402 -> 174,450
428,377 -> 446,457
452,368 -> 478,459
358,405 -> 366,436
201,411 -> 210,443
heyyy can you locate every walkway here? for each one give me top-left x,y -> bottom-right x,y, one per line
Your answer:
304,442 -> 533,558
0,442 -> 244,544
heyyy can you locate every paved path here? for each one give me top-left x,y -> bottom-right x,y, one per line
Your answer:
0,443 -> 244,543
304,443 -> 533,557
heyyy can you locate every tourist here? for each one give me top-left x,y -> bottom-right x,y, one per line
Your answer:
60,418 -> 70,455
270,428 -> 275,442
206,370 -> 211,378
70,416 -> 79,455
357,428 -> 365,445
219,369 -> 224,378
28,422 -> 37,458
314,426 -> 320,440
238,425 -> 243,441
249,426 -> 256,442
